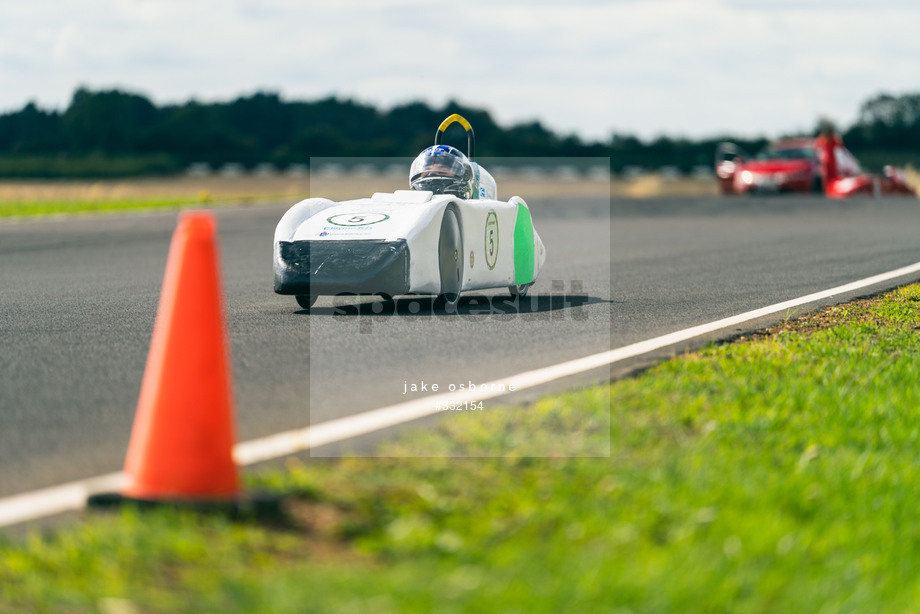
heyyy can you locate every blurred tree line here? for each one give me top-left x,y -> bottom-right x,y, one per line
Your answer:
840,92 -> 920,170
0,87 -> 915,178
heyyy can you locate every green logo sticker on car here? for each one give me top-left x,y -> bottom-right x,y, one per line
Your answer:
326,213 -> 390,226
484,210 -> 499,270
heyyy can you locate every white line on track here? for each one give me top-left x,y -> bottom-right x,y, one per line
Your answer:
3,260 -> 920,529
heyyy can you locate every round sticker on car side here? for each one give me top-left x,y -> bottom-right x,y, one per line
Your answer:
326,213 -> 390,226
484,210 -> 499,270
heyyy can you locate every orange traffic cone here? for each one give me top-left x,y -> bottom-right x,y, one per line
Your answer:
89,212 -> 280,518
87,211 -> 242,513
120,211 -> 239,500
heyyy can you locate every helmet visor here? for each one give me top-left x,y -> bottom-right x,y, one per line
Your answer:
410,149 -> 468,183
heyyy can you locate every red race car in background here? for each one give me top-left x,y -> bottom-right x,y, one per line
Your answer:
715,137 -> 915,198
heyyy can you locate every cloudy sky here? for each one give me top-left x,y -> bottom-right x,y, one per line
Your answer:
2,0 -> 919,141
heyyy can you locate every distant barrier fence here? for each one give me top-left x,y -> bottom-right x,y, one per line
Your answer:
185,162 -> 716,180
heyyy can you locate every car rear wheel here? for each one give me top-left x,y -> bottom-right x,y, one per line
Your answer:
508,283 -> 533,298
437,205 -> 462,311
295,295 -> 317,310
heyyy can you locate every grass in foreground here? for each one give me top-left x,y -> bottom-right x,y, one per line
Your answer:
4,286 -> 920,612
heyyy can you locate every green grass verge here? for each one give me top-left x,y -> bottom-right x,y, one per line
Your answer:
0,191 -> 304,218
4,285 -> 920,612
0,196 -> 223,218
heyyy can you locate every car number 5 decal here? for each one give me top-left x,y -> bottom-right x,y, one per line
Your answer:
327,212 -> 390,226
484,210 -> 499,270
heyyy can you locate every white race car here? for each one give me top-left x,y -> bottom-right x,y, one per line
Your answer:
273,114 -> 546,310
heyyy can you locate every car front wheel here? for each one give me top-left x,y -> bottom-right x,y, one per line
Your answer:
437,205 -> 462,311
295,295 -> 317,310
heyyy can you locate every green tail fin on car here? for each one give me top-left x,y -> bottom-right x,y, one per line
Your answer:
513,201 -> 534,285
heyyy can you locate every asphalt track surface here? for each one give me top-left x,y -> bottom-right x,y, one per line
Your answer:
3,195 -> 920,499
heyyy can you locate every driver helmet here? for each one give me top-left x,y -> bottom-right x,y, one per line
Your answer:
409,145 -> 474,199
